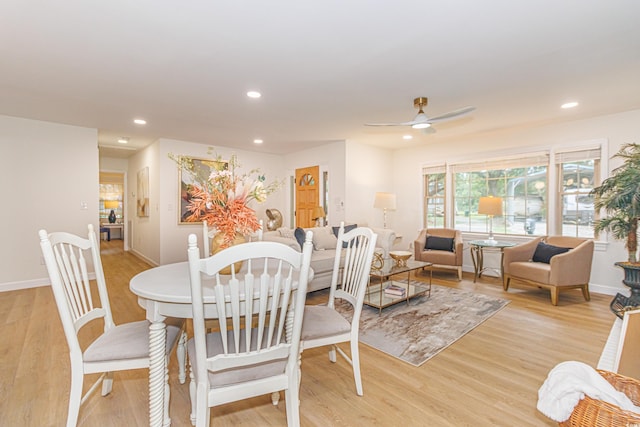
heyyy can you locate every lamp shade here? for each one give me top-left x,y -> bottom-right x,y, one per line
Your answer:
104,200 -> 119,209
373,192 -> 396,210
311,206 -> 325,220
478,196 -> 503,216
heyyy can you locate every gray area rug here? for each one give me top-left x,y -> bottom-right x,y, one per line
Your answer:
335,284 -> 510,366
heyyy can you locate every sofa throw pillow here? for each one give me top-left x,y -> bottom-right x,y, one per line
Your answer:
532,242 -> 570,264
294,227 -> 306,250
332,224 -> 357,248
278,227 -> 295,239
313,231 -> 338,250
425,235 -> 455,252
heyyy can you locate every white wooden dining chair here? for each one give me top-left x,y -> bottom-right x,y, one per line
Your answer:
38,224 -> 187,427
186,231 -> 313,427
300,225 -> 378,396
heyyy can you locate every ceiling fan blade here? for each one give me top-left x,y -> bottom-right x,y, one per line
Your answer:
365,111 -> 429,127
364,120 -> 418,127
426,106 -> 476,123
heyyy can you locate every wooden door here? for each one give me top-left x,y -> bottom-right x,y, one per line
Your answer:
295,166 -> 319,228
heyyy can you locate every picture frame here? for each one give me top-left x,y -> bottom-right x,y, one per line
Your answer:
178,156 -> 228,224
137,167 -> 149,217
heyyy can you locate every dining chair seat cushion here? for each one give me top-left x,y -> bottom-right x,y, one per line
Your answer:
187,329 -> 288,388
84,320 -> 183,362
301,305 -> 351,341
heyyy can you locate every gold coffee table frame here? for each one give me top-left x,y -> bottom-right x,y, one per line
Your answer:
366,258 -> 432,314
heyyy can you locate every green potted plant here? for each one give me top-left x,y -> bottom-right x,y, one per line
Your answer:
591,142 -> 640,304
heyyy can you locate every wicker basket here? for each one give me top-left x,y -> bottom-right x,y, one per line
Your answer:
559,370 -> 640,426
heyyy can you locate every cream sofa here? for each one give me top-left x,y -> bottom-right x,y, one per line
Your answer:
261,224 -> 396,292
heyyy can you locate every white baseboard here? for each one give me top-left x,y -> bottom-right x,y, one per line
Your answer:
0,278 -> 50,292
0,272 -> 98,293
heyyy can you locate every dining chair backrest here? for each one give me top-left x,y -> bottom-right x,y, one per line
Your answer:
40,224 -> 114,353
328,224 -> 378,319
186,231 -> 313,426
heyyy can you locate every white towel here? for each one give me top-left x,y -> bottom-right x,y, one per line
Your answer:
537,361 -> 640,422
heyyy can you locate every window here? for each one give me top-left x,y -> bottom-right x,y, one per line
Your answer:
451,154 -> 549,237
555,148 -> 600,238
422,165 -> 446,228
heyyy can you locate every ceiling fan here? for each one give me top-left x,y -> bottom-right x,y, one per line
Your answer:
365,97 -> 475,130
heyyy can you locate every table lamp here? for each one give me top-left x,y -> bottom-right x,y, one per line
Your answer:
478,196 -> 503,242
311,206 -> 325,227
373,192 -> 396,229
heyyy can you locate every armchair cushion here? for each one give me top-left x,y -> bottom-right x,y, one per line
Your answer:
532,242 -> 571,264
425,235 -> 455,252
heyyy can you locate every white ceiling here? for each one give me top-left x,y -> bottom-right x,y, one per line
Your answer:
1,1 -> 639,158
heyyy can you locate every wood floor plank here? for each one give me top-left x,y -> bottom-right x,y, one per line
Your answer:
0,239 -> 617,426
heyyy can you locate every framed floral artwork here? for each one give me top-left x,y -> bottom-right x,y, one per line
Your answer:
137,166 -> 149,217
178,156 -> 228,224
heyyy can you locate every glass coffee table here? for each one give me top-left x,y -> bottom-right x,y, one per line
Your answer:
365,258 -> 432,314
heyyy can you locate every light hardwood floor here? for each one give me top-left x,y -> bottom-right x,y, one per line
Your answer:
1,239 -> 615,426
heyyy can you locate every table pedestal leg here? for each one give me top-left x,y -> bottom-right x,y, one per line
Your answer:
149,321 -> 167,427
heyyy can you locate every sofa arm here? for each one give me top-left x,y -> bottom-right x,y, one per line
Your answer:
370,227 -> 396,259
549,240 -> 594,285
503,237 -> 543,274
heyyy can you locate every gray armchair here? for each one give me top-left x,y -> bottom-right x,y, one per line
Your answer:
414,228 -> 463,280
503,236 -> 594,305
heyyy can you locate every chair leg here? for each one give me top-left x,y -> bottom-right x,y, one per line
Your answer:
550,287 -> 560,306
350,339 -> 363,396
581,284 -> 591,301
67,367 -> 84,427
284,371 -> 301,427
328,345 -> 337,363
195,382 -> 210,427
177,331 -> 187,384
189,365 -> 197,426
503,277 -> 511,291
457,267 -> 462,281
101,371 -> 113,396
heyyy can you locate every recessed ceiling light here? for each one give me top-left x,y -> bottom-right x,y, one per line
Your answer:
133,118 -> 147,125
561,102 -> 578,109
253,139 -> 263,144
247,91 -> 261,99
403,135 -> 413,140
117,137 -> 129,144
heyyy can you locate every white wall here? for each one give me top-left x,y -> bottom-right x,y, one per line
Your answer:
0,115 -> 98,289
392,109 -> 640,295
128,142 -> 161,264
345,141 -> 394,228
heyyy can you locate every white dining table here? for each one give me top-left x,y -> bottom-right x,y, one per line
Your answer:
129,260 -> 313,427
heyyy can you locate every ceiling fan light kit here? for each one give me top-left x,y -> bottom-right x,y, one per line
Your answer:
365,96 -> 475,131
